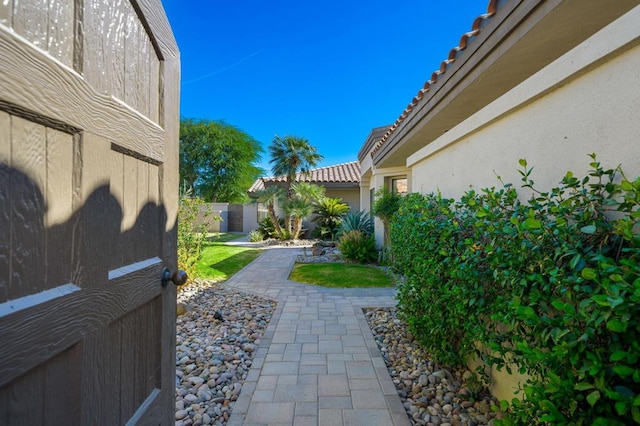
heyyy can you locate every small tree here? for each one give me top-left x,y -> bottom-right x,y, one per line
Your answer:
268,135 -> 323,235
177,186 -> 214,285
180,118 -> 264,202
282,182 -> 325,239
252,185 -> 284,237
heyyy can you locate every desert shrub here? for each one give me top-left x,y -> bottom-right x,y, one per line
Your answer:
338,230 -> 377,263
257,216 -> 285,239
177,192 -> 211,284
248,230 -> 263,242
338,210 -> 374,236
392,155 -> 640,424
312,197 -> 350,240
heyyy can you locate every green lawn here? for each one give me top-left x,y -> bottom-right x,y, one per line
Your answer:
195,234 -> 262,281
289,263 -> 395,288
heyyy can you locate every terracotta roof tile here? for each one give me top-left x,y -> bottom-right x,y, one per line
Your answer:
248,161 -> 361,194
371,0 -> 502,158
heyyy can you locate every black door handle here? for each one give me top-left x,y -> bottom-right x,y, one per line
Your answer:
162,267 -> 188,287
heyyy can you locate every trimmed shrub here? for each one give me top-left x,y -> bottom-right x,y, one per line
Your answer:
392,155 -> 640,424
338,230 -> 378,263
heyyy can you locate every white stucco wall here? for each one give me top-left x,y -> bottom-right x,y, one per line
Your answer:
408,7 -> 640,199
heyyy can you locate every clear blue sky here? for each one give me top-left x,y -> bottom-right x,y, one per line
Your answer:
162,0 -> 489,174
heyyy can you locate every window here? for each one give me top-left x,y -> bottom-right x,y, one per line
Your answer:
391,177 -> 408,195
257,202 -> 268,221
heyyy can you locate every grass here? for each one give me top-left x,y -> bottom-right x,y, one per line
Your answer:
194,233 -> 262,281
289,263 -> 395,288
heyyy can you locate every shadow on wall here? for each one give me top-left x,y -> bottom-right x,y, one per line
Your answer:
0,162 -> 175,303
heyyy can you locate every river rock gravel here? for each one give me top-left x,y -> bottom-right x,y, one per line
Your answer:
175,279 -> 276,426
364,307 -> 503,426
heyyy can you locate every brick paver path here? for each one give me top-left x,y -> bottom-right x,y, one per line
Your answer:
224,246 -> 411,426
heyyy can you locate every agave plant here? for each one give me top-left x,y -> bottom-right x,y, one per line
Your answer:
338,210 -> 373,236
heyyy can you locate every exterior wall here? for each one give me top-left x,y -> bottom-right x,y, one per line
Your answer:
402,7 -> 640,401
408,7 -> 640,199
325,188 -> 360,211
198,203 -> 228,232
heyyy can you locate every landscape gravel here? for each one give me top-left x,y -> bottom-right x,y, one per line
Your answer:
175,279 -> 276,426
364,307 -> 503,426
175,277 -> 502,426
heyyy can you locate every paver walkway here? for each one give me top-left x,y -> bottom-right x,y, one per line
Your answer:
224,246 -> 411,426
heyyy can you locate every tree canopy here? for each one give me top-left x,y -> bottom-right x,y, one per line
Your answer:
268,135 -> 323,186
179,118 -> 263,202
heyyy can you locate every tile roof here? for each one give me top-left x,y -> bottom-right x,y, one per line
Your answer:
248,161 -> 361,193
371,0 -> 502,158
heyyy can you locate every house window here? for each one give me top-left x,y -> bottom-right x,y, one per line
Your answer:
257,202 -> 268,221
391,178 -> 408,194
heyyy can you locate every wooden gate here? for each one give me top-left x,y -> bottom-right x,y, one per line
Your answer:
227,204 -> 244,232
0,1 -> 179,424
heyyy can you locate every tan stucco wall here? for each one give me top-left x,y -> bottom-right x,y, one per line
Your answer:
325,188 -> 360,211
408,7 -> 640,199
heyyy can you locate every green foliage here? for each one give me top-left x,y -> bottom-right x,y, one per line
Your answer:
253,186 -> 285,237
392,155 -> 640,424
281,182 -> 325,239
312,197 -> 350,240
338,210 -> 374,236
257,216 -> 285,239
268,135 -> 323,185
177,191 -> 211,285
248,230 -> 263,242
338,230 -> 378,263
373,186 -> 404,245
180,118 -> 263,202
267,135 -> 323,237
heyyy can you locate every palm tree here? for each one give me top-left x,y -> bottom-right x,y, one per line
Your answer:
269,135 -> 323,189
268,135 -> 323,234
281,182 -> 325,239
253,185 -> 284,237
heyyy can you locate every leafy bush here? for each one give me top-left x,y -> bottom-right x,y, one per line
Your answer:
392,155 -> 640,424
257,216 -> 285,239
338,210 -> 374,236
338,230 -> 378,263
177,192 -> 212,284
248,230 -> 263,242
312,197 -> 350,240
373,186 -> 403,245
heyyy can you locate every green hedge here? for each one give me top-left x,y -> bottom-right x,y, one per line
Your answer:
391,155 -> 640,424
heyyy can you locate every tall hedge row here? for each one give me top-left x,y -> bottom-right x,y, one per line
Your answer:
391,156 -> 640,424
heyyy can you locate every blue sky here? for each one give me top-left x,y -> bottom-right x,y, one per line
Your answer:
162,0 -> 489,174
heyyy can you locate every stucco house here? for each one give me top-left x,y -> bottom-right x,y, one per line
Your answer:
359,0 -> 640,249
358,0 -> 640,399
244,161 -> 361,235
